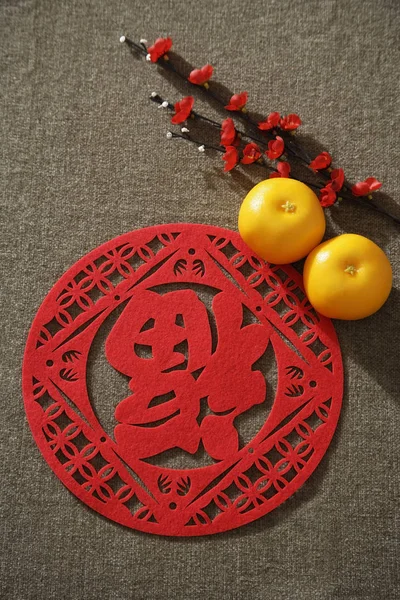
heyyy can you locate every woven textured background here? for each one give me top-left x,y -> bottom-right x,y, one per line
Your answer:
1,0 -> 399,598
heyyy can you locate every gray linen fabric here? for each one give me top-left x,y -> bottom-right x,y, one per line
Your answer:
1,0 -> 399,598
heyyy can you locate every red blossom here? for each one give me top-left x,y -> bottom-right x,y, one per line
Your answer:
258,111 -> 281,131
309,151 -> 332,171
220,118 -> 237,147
270,161 -> 291,178
222,146 -> 239,172
225,92 -> 248,111
266,136 -> 284,160
241,143 -> 262,164
319,183 -> 337,207
330,168 -> 345,192
171,96 -> 194,124
351,177 -> 382,196
188,64 -> 213,85
280,113 -> 302,131
147,37 -> 172,63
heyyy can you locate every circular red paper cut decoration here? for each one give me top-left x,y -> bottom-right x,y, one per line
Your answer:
22,224 -> 343,536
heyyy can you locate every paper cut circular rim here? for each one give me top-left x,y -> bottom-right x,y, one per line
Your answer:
22,224 -> 343,536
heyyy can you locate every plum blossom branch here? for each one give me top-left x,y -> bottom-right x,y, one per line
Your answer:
150,93 -> 367,195
120,34 -> 400,225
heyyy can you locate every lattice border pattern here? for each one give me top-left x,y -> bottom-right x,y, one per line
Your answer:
23,224 -> 343,536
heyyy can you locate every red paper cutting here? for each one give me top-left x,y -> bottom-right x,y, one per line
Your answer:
22,224 -> 343,536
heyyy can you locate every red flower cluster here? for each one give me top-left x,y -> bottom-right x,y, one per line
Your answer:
221,139 -> 263,170
241,143 -> 261,164
266,136 -> 284,160
258,112 -> 301,132
225,92 -> 248,111
331,168 -> 345,191
351,177 -> 382,196
309,151 -> 332,171
147,37 -> 172,63
270,162 -> 291,178
220,118 -> 238,146
222,146 -> 239,172
189,65 -> 213,86
319,168 -> 345,207
258,112 -> 280,131
319,186 -> 337,207
280,113 -> 302,131
171,96 -> 194,124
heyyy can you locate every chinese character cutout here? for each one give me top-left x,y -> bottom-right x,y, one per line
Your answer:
105,289 -> 270,463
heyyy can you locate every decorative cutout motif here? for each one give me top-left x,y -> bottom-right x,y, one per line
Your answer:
106,288 -> 268,463
22,224 -> 343,536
